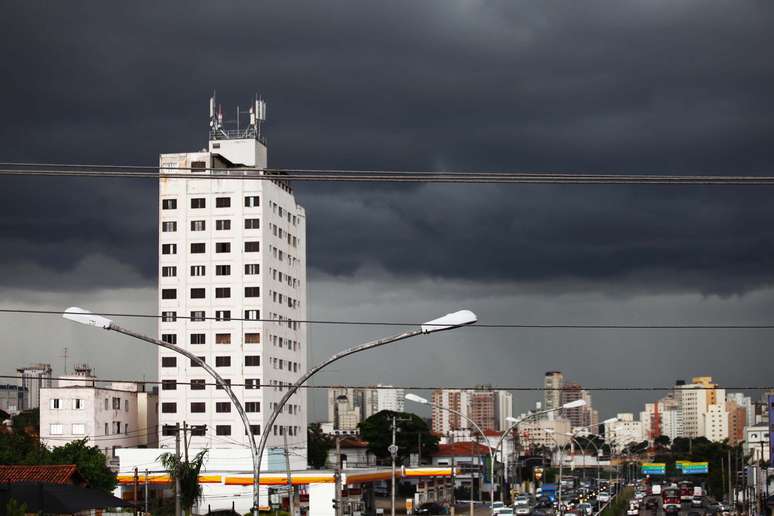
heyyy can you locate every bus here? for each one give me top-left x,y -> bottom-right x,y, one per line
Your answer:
679,481 -> 693,503
662,487 -> 681,513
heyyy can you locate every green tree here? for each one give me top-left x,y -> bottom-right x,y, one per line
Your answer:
307,422 -> 334,469
358,410 -> 438,465
5,499 -> 27,516
48,438 -> 117,492
159,449 -> 208,515
0,430 -> 49,464
654,435 -> 671,448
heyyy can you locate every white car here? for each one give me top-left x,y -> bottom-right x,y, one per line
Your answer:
626,502 -> 639,516
597,493 -> 611,503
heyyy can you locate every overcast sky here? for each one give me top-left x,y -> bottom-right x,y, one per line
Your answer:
1,1 -> 774,422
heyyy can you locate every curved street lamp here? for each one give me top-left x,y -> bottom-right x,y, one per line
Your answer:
405,392 -> 495,515
64,307 -> 477,516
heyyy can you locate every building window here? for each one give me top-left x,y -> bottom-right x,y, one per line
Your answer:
245,355 -> 260,367
216,333 -> 231,344
162,380 -> 177,390
49,424 -> 63,435
246,402 -> 261,413
245,264 -> 260,275
190,426 -> 206,436
216,197 -> 231,208
72,423 -> 85,435
216,379 -> 232,390
246,378 -> 260,390
212,287 -> 230,299
162,356 -> 177,367
190,310 -> 206,322
161,402 -> 177,414
162,334 -> 177,344
162,243 -> 177,255
216,242 -> 231,253
191,160 -> 206,170
161,266 -> 177,278
244,309 -> 260,320
245,218 -> 260,229
190,288 -> 205,299
190,379 -> 206,390
72,399 -> 83,410
162,425 -> 176,436
247,425 -> 261,435
191,357 -> 205,367
245,287 -> 260,298
191,198 -> 206,209
245,195 -> 260,207
216,219 -> 231,231
125,400 -> 129,412
215,356 -> 231,367
215,310 -> 231,321
190,334 -> 206,345
190,265 -> 206,276
162,221 -> 177,232
49,398 -> 60,409
104,398 -> 109,410
245,333 -> 261,344
191,402 -> 206,413
161,289 -> 177,300
161,311 -> 177,322
245,241 -> 260,252
162,199 -> 177,210
190,243 -> 206,254
216,402 -> 231,413
216,425 -> 231,436
215,265 -> 231,276
191,220 -> 206,231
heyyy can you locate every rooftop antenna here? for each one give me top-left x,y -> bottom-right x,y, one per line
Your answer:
60,347 -> 68,375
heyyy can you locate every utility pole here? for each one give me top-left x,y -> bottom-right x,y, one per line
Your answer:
449,433 -> 456,516
283,429 -> 295,516
390,417 -> 398,516
133,467 -> 139,516
145,468 -> 149,515
335,435 -> 343,516
175,423 -> 182,516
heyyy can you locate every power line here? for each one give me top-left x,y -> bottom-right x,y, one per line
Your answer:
1,374 -> 770,391
2,307 -> 773,329
1,162 -> 773,185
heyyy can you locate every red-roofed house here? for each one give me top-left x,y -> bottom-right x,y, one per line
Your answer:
0,464 -> 86,486
325,437 -> 376,468
430,442 -> 501,500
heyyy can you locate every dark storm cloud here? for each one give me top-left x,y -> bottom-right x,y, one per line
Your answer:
1,0 -> 774,292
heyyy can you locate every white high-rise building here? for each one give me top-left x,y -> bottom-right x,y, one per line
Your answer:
157,95 -> 307,452
376,385 -> 405,413
703,403 -> 729,442
605,413 -> 644,447
17,363 -> 53,410
674,382 -> 708,438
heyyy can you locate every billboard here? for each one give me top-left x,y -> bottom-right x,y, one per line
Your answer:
677,461 -> 709,474
641,463 -> 666,475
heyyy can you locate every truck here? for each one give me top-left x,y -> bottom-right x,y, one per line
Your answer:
540,483 -> 557,502
651,484 -> 662,496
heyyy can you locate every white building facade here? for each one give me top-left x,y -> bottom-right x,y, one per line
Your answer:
377,385 -> 405,413
604,413 -> 644,447
157,96 -> 307,454
39,369 -> 157,460
703,403 -> 729,442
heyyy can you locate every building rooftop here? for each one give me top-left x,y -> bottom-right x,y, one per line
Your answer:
0,464 -> 85,485
432,442 -> 493,457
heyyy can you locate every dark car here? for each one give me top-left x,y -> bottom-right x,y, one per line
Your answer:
414,502 -> 447,515
645,499 -> 658,511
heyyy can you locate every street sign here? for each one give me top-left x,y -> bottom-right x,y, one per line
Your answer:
677,461 -> 708,474
641,463 -> 666,475
388,444 -> 399,456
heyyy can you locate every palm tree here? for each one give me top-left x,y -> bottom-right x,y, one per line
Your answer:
159,449 -> 208,515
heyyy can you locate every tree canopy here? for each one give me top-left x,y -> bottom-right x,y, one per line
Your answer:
307,422 -> 333,469
358,410 -> 438,465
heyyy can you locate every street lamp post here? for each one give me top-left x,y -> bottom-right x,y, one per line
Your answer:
405,393 -> 494,515
62,307 -> 255,516
64,307 -> 477,516
494,400 -> 588,500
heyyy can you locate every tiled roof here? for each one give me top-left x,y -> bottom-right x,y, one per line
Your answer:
0,464 -> 84,485
432,442 -> 493,457
338,437 -> 369,449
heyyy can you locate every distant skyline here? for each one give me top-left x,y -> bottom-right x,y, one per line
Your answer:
2,1 -> 774,422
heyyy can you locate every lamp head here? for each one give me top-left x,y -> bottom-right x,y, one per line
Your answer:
405,393 -> 429,405
421,310 -> 477,334
562,399 -> 587,409
63,307 -> 112,329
